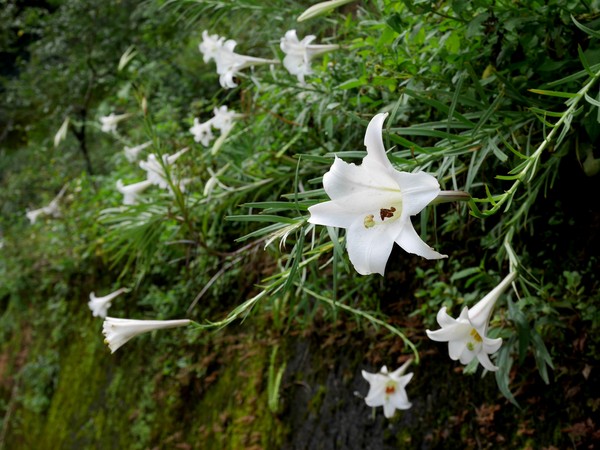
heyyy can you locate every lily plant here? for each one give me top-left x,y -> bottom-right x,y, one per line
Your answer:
199,30 -> 278,89
88,287 -> 129,318
102,317 -> 191,353
190,117 -> 215,147
190,106 -> 242,147
280,30 -> 339,84
99,112 -> 131,134
426,272 -> 518,372
116,179 -> 152,205
362,359 -> 413,418
139,148 -> 188,191
124,141 -> 152,162
308,113 -> 451,275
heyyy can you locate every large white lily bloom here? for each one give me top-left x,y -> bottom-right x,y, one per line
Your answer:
280,30 -> 339,84
308,113 -> 445,275
100,113 -> 130,134
139,148 -> 188,190
362,359 -> 413,418
88,287 -> 128,318
124,141 -> 152,162
190,117 -> 215,146
116,179 -> 152,205
199,31 -> 278,89
102,317 -> 191,353
426,272 -> 517,372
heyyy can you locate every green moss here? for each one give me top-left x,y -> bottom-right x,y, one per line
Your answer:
189,335 -> 286,449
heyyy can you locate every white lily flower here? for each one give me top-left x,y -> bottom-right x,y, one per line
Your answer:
102,317 -> 191,353
280,30 -> 339,84
211,105 -> 242,134
116,179 -> 152,205
189,117 -> 215,146
307,113 -> 445,275
88,287 -> 128,318
100,112 -> 130,134
426,272 -> 517,372
124,141 -> 152,162
362,359 -> 413,418
25,185 -> 68,224
199,30 -> 225,63
199,31 -> 278,89
26,207 -> 48,224
139,148 -> 188,189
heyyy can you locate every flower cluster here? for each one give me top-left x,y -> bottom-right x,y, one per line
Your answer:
199,30 -> 278,89
190,106 -> 242,147
199,29 -> 338,88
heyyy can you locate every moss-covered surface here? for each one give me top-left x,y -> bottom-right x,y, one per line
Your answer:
1,298 -> 599,449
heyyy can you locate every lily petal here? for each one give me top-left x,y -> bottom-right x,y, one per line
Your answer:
476,351 -> 499,372
392,171 -> 441,217
395,220 -> 446,259
346,216 -> 401,275
363,113 -> 392,171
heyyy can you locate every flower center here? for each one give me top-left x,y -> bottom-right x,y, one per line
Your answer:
385,381 -> 397,395
466,328 -> 483,351
470,328 -> 483,342
363,204 -> 402,229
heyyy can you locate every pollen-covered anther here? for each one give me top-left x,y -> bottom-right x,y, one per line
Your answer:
385,384 -> 396,395
470,328 -> 483,342
379,206 -> 396,221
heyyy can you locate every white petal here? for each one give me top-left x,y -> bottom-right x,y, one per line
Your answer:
346,216 -> 400,276
307,200 -> 357,229
396,372 -> 413,389
362,113 -> 392,171
383,401 -> 397,418
482,336 -> 503,354
468,272 -> 516,331
458,345 -> 477,365
390,390 -> 411,410
362,371 -> 387,407
448,338 -> 469,360
395,220 -> 446,259
321,157 -> 400,208
426,325 -> 460,342
477,351 -> 499,371
436,306 -> 457,327
392,171 -> 440,217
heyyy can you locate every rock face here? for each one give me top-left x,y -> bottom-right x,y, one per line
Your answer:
2,302 -> 600,449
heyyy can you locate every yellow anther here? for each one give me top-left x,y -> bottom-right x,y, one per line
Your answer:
470,328 -> 482,342
364,214 -> 375,228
